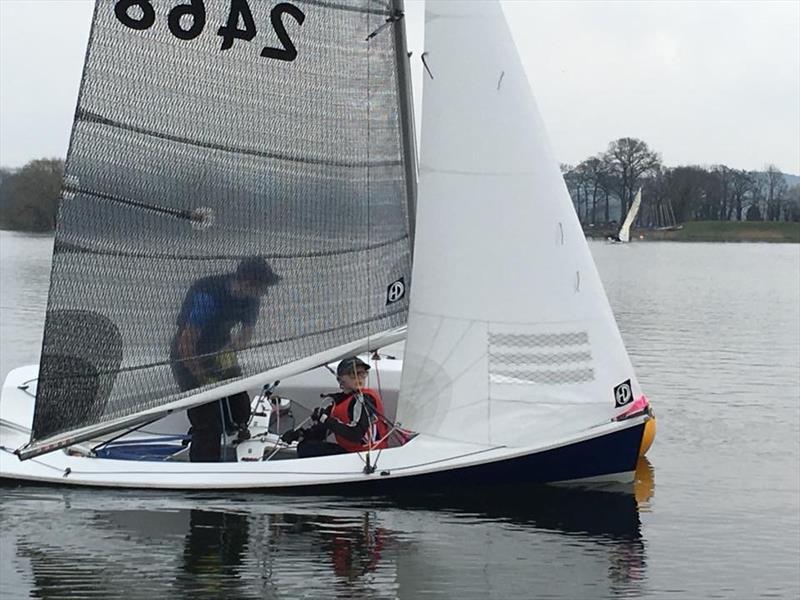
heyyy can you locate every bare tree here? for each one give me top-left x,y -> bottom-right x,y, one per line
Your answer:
747,171 -> 767,220
563,163 -> 598,224
639,165 -> 675,227
598,155 -> 618,224
0,158 -> 64,232
763,165 -> 788,221
709,165 -> 732,221
785,184 -> 800,222
575,157 -> 611,225
665,166 -> 710,222
604,138 -> 661,220
561,163 -> 581,220
730,169 -> 753,222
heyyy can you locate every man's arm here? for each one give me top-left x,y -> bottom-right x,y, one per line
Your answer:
176,324 -> 207,383
175,291 -> 217,383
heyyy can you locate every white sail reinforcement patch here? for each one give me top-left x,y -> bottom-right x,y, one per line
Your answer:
488,331 -> 595,385
489,332 -> 589,347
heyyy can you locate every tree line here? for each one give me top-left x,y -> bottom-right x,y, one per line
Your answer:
1,145 -> 799,233
0,159 -> 64,232
562,137 -> 800,226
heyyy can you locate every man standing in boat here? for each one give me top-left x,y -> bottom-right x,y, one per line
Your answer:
283,356 -> 390,458
170,257 -> 281,462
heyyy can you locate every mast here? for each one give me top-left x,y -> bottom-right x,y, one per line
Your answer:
390,0 -> 418,255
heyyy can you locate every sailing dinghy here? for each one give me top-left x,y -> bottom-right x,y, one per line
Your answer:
0,0 -> 653,489
611,187 -> 642,243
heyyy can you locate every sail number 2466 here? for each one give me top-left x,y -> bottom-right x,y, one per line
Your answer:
113,0 -> 305,62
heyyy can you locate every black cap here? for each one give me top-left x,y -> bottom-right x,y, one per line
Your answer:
236,257 -> 281,289
336,356 -> 371,377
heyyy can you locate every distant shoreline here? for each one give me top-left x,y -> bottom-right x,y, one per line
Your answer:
584,221 -> 800,243
3,221 -> 799,243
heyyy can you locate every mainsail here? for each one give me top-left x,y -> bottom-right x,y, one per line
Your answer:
618,188 -> 642,243
397,0 -> 643,447
24,0 -> 415,458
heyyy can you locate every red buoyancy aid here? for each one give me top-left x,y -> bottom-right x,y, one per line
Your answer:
330,388 -> 390,452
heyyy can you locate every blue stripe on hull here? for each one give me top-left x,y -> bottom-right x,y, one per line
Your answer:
0,423 -> 644,493
311,422 -> 645,494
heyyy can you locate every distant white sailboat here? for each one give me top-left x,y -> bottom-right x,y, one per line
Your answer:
613,188 -> 642,243
0,0 -> 653,490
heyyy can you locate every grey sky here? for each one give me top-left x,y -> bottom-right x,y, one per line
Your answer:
0,0 -> 798,173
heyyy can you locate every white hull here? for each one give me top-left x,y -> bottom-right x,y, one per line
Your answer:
0,364 -> 644,490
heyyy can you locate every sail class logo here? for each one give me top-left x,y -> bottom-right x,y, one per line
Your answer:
614,379 -> 634,407
386,278 -> 406,305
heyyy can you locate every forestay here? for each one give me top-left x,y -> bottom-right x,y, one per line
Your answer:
26,0 -> 414,457
397,0 -> 643,447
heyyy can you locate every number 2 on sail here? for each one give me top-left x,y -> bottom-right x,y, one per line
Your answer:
113,0 -> 306,62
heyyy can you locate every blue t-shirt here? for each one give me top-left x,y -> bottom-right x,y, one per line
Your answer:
176,275 -> 260,355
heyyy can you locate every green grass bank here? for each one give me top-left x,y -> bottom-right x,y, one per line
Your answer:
586,221 -> 800,243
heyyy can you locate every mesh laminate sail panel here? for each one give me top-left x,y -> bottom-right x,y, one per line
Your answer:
32,0 -> 411,443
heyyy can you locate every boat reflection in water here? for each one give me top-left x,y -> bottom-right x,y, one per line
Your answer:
177,510 -> 252,599
382,458 -> 654,598
635,456 -> 656,509
3,462 -> 654,599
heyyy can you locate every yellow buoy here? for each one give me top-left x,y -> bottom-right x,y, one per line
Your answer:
638,407 -> 656,457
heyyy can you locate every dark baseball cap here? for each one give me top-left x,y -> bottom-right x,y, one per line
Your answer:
236,257 -> 281,288
336,356 -> 371,377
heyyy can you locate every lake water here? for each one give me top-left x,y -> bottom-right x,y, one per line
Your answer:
1,231 -> 798,599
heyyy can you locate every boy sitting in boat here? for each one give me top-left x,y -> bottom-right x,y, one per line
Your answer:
282,357 -> 390,458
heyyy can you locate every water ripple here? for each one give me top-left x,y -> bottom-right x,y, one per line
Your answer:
1,235 -> 798,599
